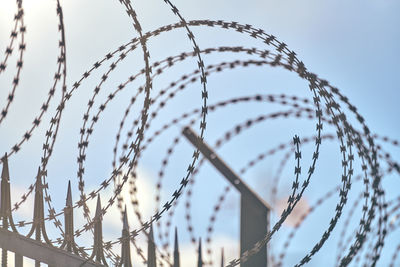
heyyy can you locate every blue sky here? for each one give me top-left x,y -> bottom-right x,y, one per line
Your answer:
0,0 -> 399,266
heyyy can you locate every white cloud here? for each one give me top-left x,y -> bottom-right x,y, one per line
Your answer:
275,196 -> 310,228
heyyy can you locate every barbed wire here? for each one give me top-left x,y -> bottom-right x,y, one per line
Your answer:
0,1 -> 398,266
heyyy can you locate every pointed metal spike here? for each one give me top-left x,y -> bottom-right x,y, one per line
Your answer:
34,167 -> 43,207
147,222 -> 156,267
174,227 -> 179,252
95,194 -> 102,217
0,152 -> 10,220
173,227 -> 180,267
197,238 -> 203,267
26,165 -> 54,245
123,206 -> 129,230
1,152 -> 10,182
36,167 -> 42,184
221,247 -> 224,267
66,180 -> 72,207
61,180 -> 76,254
149,222 -> 154,242
34,167 -> 43,196
120,206 -> 132,267
88,193 -> 107,265
0,152 -> 17,233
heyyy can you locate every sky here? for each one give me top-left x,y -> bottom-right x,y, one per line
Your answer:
0,0 -> 399,266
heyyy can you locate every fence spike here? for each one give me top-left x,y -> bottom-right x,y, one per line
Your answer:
1,153 -> 19,267
95,194 -> 102,216
197,238 -> 203,267
221,248 -> 224,267
27,168 -> 42,237
147,222 -> 156,267
1,153 -> 11,219
173,227 -> 180,267
88,194 -> 108,266
26,167 -> 54,267
26,167 -> 53,243
119,206 -> 132,267
66,180 -> 72,207
123,206 -> 129,231
60,180 -> 81,256
0,153 -> 17,232
1,153 -> 9,182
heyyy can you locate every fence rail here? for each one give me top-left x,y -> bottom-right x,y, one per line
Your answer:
0,228 -> 103,267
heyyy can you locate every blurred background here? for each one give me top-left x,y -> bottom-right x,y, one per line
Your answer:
0,0 -> 399,266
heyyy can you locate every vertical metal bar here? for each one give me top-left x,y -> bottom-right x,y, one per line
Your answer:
241,194 -> 269,267
14,253 -> 23,267
2,248 -> 7,267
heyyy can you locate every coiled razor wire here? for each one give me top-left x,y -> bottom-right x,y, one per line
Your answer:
0,1 -> 399,266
